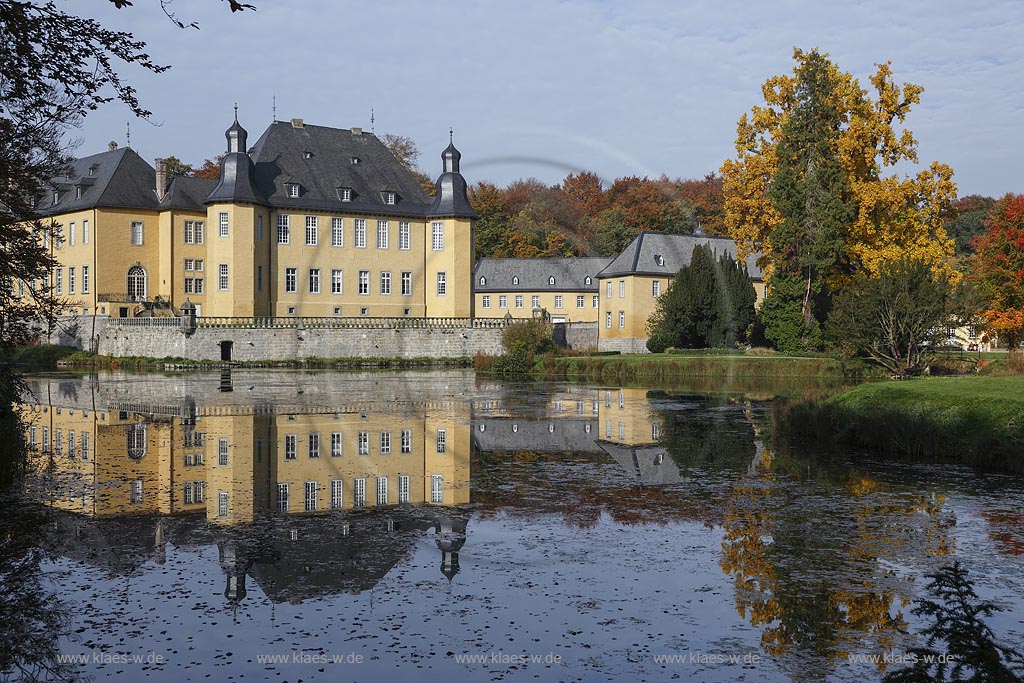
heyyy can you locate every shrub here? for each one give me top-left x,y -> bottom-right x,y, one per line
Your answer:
500,318 -> 554,357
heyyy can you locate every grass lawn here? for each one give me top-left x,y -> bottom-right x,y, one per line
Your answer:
776,376 -> 1024,473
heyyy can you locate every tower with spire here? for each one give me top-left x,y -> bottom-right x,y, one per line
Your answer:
425,130 -> 477,318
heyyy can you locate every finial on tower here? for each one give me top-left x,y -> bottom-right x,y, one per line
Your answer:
233,102 -> 238,121
449,127 -> 453,144
126,121 -> 131,149
272,95 -> 276,122
370,108 -> 375,133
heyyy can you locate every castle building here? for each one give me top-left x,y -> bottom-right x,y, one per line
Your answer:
33,116 -> 477,319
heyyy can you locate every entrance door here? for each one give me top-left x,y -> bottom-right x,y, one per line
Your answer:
219,340 -> 233,362
127,265 -> 147,301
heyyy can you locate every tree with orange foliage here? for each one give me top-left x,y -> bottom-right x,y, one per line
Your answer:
968,194 -> 1024,348
193,155 -> 224,179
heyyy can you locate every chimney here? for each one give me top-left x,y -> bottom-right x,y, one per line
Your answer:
290,118 -> 304,128
155,158 -> 167,201
351,127 -> 362,136
108,141 -> 118,151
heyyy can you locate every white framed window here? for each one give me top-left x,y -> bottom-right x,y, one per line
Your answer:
276,214 -> 290,243
331,217 -> 344,246
430,474 -> 444,504
436,429 -> 446,454
652,280 -> 661,297
499,295 -> 507,308
593,295 -> 599,308
577,295 -> 585,308
354,218 -> 367,248
305,216 -> 318,245
619,310 -> 625,328
328,432 -> 343,457
383,191 -> 396,205
431,221 -> 445,250
358,270 -> 369,295
68,431 -> 76,458
606,281 -> 612,298
219,212 -> 229,238
304,481 -> 318,511
652,423 -> 661,441
276,482 -> 290,512
380,271 -> 391,295
380,431 -> 391,454
554,295 -> 563,309
606,311 -> 612,328
619,280 -> 625,297
83,265 -> 91,293
285,434 -> 297,460
531,295 -> 540,309
217,491 -> 229,517
309,268 -> 321,294
83,219 -> 89,244
482,295 -> 491,309
401,271 -> 412,296
331,269 -> 343,294
401,429 -> 412,453
398,475 -> 410,503
55,268 -> 62,294
339,187 -> 352,202
218,438 -> 229,465
331,479 -> 344,509
41,427 -> 49,453
130,221 -> 144,245
287,183 -> 300,198
218,263 -> 229,291
358,431 -> 369,455
69,222 -> 75,245
185,258 -> 194,271
436,272 -> 446,296
353,478 -> 366,507
399,221 -> 410,250
68,267 -> 75,294
376,476 -> 388,506
308,432 -> 320,458
515,295 -> 523,308
513,276 -> 520,285
184,220 -> 204,244
195,259 -> 204,271
377,220 -> 389,249
81,433 -> 89,460
54,428 -> 62,457
285,267 -> 297,293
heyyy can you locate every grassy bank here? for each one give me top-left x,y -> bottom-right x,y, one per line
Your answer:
530,351 -> 885,384
774,376 -> 1024,473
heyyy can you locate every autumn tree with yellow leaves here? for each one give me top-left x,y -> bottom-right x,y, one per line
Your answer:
722,48 -> 959,351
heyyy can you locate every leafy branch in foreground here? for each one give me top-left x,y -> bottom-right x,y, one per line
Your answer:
882,561 -> 1024,683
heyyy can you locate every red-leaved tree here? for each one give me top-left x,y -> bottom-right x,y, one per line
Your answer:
968,194 -> 1024,348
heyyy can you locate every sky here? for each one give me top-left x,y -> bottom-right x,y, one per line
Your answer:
71,0 -> 1024,197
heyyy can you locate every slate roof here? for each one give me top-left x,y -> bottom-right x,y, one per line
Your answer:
38,147 -> 158,215
427,142 -> 477,219
598,232 -> 764,280
158,176 -> 218,212
244,121 -> 433,217
474,257 -> 612,293
471,418 -> 602,453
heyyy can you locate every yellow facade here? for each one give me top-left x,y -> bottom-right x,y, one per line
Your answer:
18,401 -> 471,524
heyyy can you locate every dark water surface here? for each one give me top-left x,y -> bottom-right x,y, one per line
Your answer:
2,369 -> 1022,682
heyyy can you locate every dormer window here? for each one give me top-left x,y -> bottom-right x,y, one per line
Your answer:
548,276 -> 556,285
512,276 -> 520,285
303,151 -> 314,159
654,254 -> 665,266
381,191 -> 397,206
479,276 -> 486,286
88,164 -> 98,177
585,276 -> 592,285
52,190 -> 60,205
287,184 -> 300,198
75,186 -> 83,199
338,187 -> 353,202
351,157 -> 361,165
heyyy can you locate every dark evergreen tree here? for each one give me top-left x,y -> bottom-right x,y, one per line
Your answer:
647,244 -> 757,351
763,49 -> 856,351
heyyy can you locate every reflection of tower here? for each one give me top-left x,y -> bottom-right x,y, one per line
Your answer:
218,540 -> 252,603
154,518 -> 166,565
434,515 -> 467,581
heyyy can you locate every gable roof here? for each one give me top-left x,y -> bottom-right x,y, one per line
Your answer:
598,232 -> 764,280
39,147 -> 158,215
474,257 -> 612,292
159,176 -> 218,212
244,121 -> 433,217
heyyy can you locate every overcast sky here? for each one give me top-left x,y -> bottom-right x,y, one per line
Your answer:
73,0 -> 1024,197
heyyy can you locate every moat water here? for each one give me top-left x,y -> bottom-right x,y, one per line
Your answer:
2,369 -> 1022,682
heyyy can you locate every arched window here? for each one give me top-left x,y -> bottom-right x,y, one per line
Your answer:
512,424 -> 518,433
479,276 -> 486,286
512,276 -> 519,285
585,276 -> 592,285
548,276 -> 555,285
127,265 -> 147,301
126,424 -> 147,460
